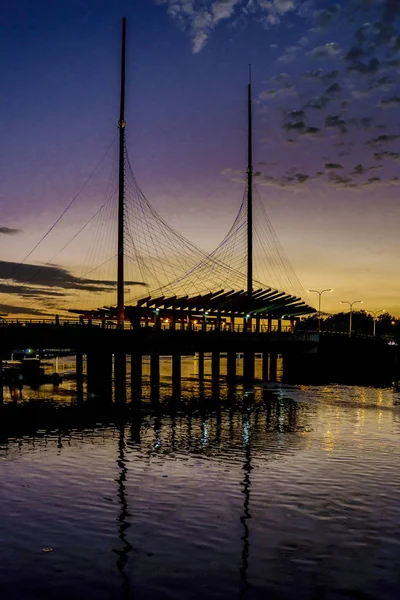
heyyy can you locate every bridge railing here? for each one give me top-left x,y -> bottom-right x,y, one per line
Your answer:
0,318 -> 317,339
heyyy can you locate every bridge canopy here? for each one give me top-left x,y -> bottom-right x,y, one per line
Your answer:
69,287 -> 315,322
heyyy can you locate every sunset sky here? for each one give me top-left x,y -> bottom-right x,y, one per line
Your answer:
1,0 -> 400,316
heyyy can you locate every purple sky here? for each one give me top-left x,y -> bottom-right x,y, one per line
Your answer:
1,0 -> 400,316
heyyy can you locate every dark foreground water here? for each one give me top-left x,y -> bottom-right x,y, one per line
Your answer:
2,367 -> 400,599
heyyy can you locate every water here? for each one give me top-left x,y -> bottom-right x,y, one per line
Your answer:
2,362 -> 400,599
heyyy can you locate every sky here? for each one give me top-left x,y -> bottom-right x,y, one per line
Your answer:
1,0 -> 400,317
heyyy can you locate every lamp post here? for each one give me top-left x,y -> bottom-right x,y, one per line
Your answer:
340,300 -> 363,337
308,289 -> 333,332
366,309 -> 385,337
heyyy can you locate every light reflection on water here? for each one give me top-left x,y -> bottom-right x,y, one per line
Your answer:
2,364 -> 400,598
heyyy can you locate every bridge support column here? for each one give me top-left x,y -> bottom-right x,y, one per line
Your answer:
243,351 -> 255,385
198,351 -> 204,381
76,351 -> 83,402
172,352 -> 181,399
269,353 -> 278,382
87,352 -> 112,399
227,350 -> 236,386
114,352 -> 126,405
150,352 -> 160,404
262,352 -> 269,381
131,353 -> 142,407
212,351 -> 220,380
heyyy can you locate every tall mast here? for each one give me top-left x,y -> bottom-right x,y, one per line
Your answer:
247,65 -> 253,297
117,17 -> 126,324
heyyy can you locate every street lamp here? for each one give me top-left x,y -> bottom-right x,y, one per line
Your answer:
308,289 -> 333,332
340,300 -> 363,337
365,309 -> 385,337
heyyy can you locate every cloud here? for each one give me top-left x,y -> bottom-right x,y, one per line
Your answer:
325,83 -> 341,96
379,96 -> 400,109
348,58 -> 380,74
325,162 -> 344,169
302,68 -> 339,81
0,261 -> 147,294
283,120 -> 305,131
278,45 -> 300,63
308,42 -> 341,58
0,227 -> 22,235
158,0 -> 300,53
324,115 -> 347,133
313,5 -> 340,28
367,134 -> 400,146
352,164 -> 377,175
0,303 -> 50,316
370,75 -> 394,91
286,109 -> 305,119
304,94 -> 331,109
302,126 -> 321,137
374,150 -> 400,161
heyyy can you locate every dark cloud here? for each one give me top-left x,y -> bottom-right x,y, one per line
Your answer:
374,150 -> 400,161
325,115 -> 347,133
370,75 -> 394,91
364,177 -> 381,185
380,96 -> 400,109
284,121 -> 305,131
345,47 -> 365,61
302,126 -> 321,137
0,304 -> 49,316
0,261 -> 147,293
328,172 -> 354,187
367,134 -> 400,145
305,94 -> 330,109
286,109 -> 305,120
295,174 -> 309,183
314,5 -> 341,28
325,83 -> 342,96
0,227 -> 22,235
352,164 -> 377,175
348,58 -> 380,75
325,162 -> 344,169
302,69 -> 339,82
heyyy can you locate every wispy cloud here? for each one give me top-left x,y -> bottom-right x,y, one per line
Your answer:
0,227 -> 22,235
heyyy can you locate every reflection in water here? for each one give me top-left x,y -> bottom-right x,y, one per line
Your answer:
239,412 -> 252,599
2,384 -> 400,600
114,426 -> 133,598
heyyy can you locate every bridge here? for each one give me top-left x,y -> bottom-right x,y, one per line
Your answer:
2,19 -> 396,405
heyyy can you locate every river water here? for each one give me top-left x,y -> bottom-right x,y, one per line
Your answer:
2,357 -> 400,599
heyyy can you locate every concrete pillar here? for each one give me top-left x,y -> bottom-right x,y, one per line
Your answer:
243,351 -> 255,384
227,350 -> 236,385
270,353 -> 278,382
150,352 -> 160,404
114,352 -> 126,404
230,313 -> 235,331
255,317 -> 260,333
131,353 -> 142,406
198,351 -> 204,381
262,352 -> 269,381
87,351 -> 112,399
277,319 -> 282,333
212,351 -> 220,380
172,352 -> 181,398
